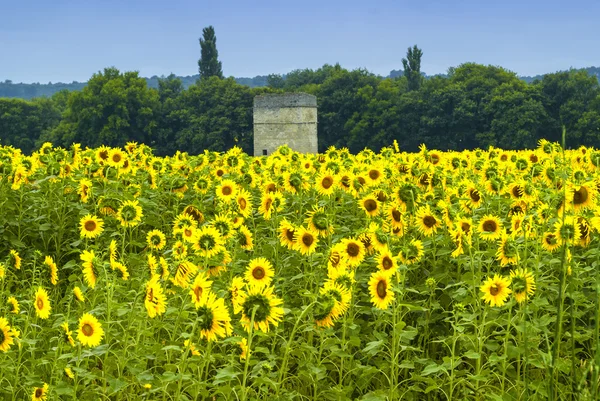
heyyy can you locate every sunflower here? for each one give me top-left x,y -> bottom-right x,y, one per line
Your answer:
258,192 -> 285,220
366,166 -> 384,185
386,203 -> 405,230
236,189 -> 253,218
192,226 -> 225,258
0,317 -> 15,352
146,229 -> 166,251
415,205 -> 442,237
359,195 -> 380,217
195,291 -> 233,342
478,215 -> 503,242
237,337 -> 249,361
117,199 -> 143,228
510,268 -> 536,304
172,261 -> 198,288
183,205 -> 205,225
211,213 -> 235,240
339,238 -> 365,267
180,225 -> 197,243
234,225 -> 254,250
145,275 -> 167,318
305,206 -> 334,237
239,285 -> 284,333
172,241 -> 188,260
541,232 -> 560,252
278,219 -> 297,250
465,185 -> 483,209
107,148 -> 126,168
80,250 -> 98,289
184,339 -> 201,356
480,275 -> 512,307
293,226 -> 319,256
7,296 -> 19,314
189,271 -> 212,307
553,216 -> 581,246
245,257 -> 274,287
64,367 -> 75,380
229,276 -> 246,314
216,179 -> 238,202
111,261 -> 130,280
61,322 -> 75,347
44,256 -> 58,285
316,172 -> 336,196
496,233 -> 520,267
31,383 -> 49,401
398,239 -> 424,265
8,249 -> 21,270
77,313 -> 104,347
34,287 -> 51,319
368,271 -> 395,310
77,178 -> 93,203
79,214 -> 104,239
173,213 -> 198,235
376,247 -> 398,274
95,145 -> 110,163
569,182 -> 595,211
73,286 -> 85,302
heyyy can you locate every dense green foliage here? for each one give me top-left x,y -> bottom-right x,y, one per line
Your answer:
198,26 -> 224,80
1,63 -> 599,155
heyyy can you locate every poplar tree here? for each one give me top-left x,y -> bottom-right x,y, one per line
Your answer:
402,45 -> 423,91
198,26 -> 223,80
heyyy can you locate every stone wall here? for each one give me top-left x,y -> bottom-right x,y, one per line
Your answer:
253,93 -> 318,156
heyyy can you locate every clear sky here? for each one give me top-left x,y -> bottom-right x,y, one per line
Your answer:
1,0 -> 599,83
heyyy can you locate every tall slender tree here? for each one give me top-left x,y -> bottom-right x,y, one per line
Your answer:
402,45 -> 423,91
198,26 -> 224,80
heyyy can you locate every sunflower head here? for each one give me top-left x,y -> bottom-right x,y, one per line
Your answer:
480,275 -> 512,307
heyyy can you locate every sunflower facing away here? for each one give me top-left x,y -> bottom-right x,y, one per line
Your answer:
195,291 -> 233,342
34,287 -> 51,319
7,296 -> 19,314
510,268 -> 536,304
117,199 -> 143,228
192,226 -> 225,258
369,271 -> 395,310
44,255 -> 58,286
239,285 -> 284,333
146,229 -> 167,251
480,275 -> 512,307
77,313 -> 104,347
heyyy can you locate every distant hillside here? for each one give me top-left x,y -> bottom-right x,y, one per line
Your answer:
1,66 -> 599,99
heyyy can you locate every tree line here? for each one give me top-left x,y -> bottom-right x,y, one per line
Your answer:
1,27 -> 599,155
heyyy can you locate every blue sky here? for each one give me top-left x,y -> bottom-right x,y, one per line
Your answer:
1,0 -> 599,83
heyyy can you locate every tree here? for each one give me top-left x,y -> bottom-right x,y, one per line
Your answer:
47,67 -> 160,148
198,26 -> 223,80
402,45 -> 423,91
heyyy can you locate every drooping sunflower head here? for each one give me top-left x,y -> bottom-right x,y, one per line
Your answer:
8,249 -> 21,270
398,239 -> 424,265
510,268 -> 536,304
235,225 -> 254,250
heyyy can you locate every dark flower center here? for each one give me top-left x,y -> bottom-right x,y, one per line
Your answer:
364,199 -> 378,212
423,215 -> 437,228
376,280 -> 387,298
470,189 -> 481,202
285,228 -> 295,242
302,233 -> 314,247
82,323 -> 94,337
483,220 -> 497,232
573,187 -> 588,205
382,257 -> 393,270
489,285 -> 499,296
84,220 -> 97,232
369,170 -> 380,180
238,198 -> 247,209
392,210 -> 402,222
36,298 -> 44,310
322,177 -> 333,189
222,186 -> 232,196
347,243 -> 360,257
252,267 -> 266,280
35,388 -> 43,397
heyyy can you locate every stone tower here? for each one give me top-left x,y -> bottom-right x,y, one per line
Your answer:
253,93 -> 318,156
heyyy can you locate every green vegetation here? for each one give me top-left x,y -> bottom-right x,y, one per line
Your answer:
1,45 -> 600,155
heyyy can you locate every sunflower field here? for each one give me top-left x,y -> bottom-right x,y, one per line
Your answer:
1,140 -> 600,401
